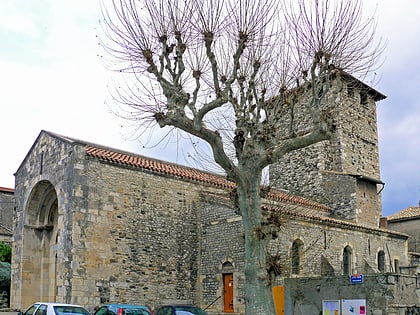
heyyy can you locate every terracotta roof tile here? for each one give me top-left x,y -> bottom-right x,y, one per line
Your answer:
387,206 -> 420,221
85,145 -> 330,211
86,145 -> 235,189
267,204 -> 408,237
0,187 -> 14,193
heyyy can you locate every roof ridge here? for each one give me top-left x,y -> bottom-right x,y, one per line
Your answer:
267,205 -> 408,238
387,206 -> 420,221
0,187 -> 14,193
85,144 -> 331,211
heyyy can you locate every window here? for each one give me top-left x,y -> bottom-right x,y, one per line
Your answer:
347,84 -> 354,97
360,91 -> 368,105
394,259 -> 400,273
291,239 -> 304,275
378,250 -> 385,273
35,305 -> 47,315
343,246 -> 352,276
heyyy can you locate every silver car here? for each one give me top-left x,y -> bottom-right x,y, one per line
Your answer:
19,302 -> 91,315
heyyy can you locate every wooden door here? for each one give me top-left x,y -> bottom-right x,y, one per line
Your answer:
272,285 -> 285,315
223,273 -> 234,313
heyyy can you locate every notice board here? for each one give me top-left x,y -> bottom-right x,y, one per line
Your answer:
322,300 -> 340,315
341,299 -> 366,315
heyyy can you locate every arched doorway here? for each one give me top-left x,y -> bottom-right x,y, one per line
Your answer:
22,180 -> 59,305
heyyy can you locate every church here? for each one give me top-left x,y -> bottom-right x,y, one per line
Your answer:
10,75 -> 419,314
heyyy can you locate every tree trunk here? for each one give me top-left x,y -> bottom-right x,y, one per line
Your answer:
237,170 -> 275,315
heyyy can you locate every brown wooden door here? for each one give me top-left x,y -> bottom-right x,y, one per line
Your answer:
223,273 -> 234,313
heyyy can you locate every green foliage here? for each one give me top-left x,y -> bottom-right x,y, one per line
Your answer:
0,242 -> 11,263
0,261 -> 10,286
0,243 -> 11,287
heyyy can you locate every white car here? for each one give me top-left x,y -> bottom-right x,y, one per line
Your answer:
19,302 -> 91,315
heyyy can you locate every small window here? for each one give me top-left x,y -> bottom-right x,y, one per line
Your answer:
291,239 -> 304,275
343,246 -> 352,276
378,250 -> 385,272
360,91 -> 368,105
347,85 -> 354,97
394,259 -> 400,273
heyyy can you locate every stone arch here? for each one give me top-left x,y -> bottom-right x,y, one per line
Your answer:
22,180 -> 59,305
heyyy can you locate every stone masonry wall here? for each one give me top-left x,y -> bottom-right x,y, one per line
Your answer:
267,215 -> 408,278
0,190 -> 14,232
388,218 -> 420,253
270,76 -> 382,226
71,156 -> 223,310
285,273 -> 420,315
199,192 -> 246,314
11,131 -> 411,315
11,132 -> 226,311
12,132 -> 81,309
198,198 -> 408,314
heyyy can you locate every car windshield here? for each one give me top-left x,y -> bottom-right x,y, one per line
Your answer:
53,306 -> 91,315
173,307 -> 207,315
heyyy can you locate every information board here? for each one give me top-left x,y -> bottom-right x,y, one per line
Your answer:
341,299 -> 366,315
322,300 -> 340,315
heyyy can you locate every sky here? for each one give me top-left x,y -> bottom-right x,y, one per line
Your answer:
0,1 -> 419,217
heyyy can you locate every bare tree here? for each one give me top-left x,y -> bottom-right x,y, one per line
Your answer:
99,0 -> 384,313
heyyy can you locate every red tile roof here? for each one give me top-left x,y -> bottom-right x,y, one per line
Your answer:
0,187 -> 14,193
387,206 -> 420,221
86,145 -> 235,189
85,145 -> 330,211
268,204 -> 407,237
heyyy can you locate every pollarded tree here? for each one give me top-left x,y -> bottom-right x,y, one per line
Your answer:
99,0 -> 384,313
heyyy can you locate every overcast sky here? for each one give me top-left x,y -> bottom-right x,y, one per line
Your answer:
0,1 -> 419,217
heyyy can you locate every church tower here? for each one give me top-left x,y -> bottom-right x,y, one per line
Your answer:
270,73 -> 386,227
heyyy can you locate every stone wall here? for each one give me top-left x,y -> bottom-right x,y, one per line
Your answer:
266,214 -> 409,278
270,76 -> 383,226
388,218 -> 420,253
198,198 -> 409,314
74,156 -> 219,309
11,131 -> 414,315
284,273 -> 420,315
12,131 -> 227,311
0,189 -> 14,232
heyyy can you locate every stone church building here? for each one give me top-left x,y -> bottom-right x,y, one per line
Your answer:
10,75 -> 419,314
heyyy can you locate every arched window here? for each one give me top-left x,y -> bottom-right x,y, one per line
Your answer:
291,239 -> 304,275
378,250 -> 385,273
343,246 -> 352,276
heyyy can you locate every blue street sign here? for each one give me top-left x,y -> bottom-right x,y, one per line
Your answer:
350,274 -> 364,284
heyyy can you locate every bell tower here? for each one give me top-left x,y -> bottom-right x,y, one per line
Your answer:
270,73 -> 386,227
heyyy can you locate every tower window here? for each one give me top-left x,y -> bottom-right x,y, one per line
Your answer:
360,91 -> 368,105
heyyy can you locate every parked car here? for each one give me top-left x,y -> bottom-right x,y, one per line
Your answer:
154,305 -> 208,315
93,303 -> 153,315
18,302 -> 91,315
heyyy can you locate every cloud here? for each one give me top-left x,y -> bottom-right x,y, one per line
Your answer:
0,14 -> 38,35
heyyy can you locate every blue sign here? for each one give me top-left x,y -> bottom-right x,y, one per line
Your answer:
350,274 -> 364,284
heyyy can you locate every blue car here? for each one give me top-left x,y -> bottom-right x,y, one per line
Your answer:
154,305 -> 208,315
93,304 -> 153,315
